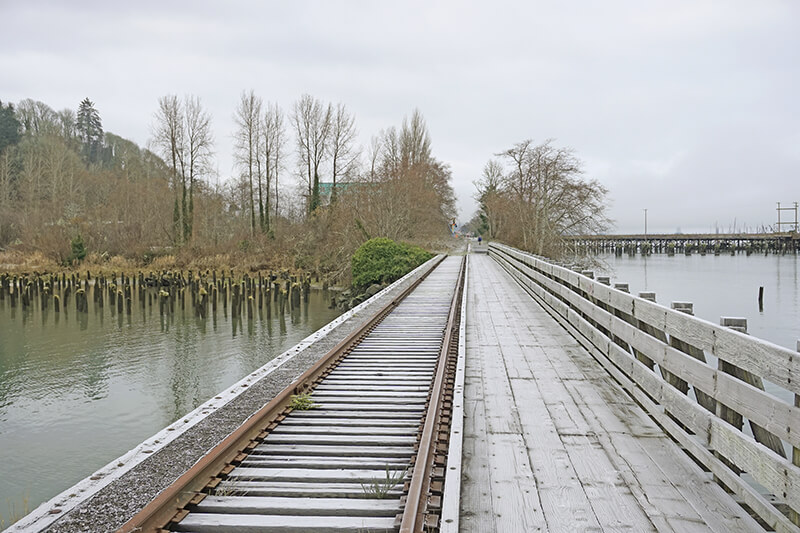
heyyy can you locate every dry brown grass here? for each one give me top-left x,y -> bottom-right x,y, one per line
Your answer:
0,249 -> 300,278
0,250 -> 60,272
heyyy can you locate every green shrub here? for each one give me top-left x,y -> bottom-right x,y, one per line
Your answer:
67,234 -> 87,264
351,238 -> 433,291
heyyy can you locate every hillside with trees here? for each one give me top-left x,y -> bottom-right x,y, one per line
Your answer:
0,94 -> 456,283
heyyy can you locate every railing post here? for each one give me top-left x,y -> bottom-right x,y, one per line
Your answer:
718,317 -> 786,458
637,293 -> 683,396
793,340 -> 800,526
633,292 -> 662,371
669,302 -> 715,413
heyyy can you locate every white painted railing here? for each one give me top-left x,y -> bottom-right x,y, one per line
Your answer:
490,242 -> 800,532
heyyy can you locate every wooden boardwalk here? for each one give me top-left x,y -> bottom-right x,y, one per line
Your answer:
460,254 -> 763,532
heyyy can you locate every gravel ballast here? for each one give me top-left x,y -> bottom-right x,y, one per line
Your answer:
10,256 -> 442,533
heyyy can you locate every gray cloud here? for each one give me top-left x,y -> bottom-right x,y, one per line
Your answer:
1,1 -> 797,232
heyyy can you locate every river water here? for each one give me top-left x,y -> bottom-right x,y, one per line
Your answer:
596,252 -> 799,352
0,287 -> 340,524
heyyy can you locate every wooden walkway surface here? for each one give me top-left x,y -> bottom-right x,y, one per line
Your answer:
460,254 -> 763,532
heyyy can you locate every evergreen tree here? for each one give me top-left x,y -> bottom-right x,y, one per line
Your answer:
76,97 -> 103,164
0,100 -> 21,153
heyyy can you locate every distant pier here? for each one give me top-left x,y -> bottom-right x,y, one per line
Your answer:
566,232 -> 800,255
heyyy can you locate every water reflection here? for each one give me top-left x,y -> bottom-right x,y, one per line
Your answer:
81,349 -> 109,402
0,287 -> 340,515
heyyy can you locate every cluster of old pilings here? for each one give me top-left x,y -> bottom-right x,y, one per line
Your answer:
0,269 -> 314,325
567,233 -> 800,257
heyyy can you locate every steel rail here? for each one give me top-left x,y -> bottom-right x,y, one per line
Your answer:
116,255 -> 446,533
399,254 -> 465,533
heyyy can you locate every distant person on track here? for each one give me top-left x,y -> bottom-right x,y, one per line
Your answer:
477,236 -> 482,244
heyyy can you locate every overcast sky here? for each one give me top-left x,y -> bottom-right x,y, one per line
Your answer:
2,1 -> 798,233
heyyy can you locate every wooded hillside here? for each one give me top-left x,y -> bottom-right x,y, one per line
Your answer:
0,95 -> 456,281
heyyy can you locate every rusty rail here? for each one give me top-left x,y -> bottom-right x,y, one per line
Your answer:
399,254 -> 465,533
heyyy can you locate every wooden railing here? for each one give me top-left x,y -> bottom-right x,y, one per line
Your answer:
489,242 -> 800,532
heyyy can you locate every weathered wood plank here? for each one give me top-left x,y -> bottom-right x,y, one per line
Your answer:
459,377 -> 496,532
460,312 -> 496,532
486,433 -> 547,531
174,513 -> 395,532
509,377 -> 602,531
192,496 -> 402,516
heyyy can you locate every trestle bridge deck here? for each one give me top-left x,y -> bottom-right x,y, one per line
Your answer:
10,244 -> 800,532
567,232 -> 800,254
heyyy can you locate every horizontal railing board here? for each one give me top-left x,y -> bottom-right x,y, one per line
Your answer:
489,243 -> 800,530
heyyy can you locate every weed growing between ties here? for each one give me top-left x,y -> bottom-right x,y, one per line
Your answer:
289,392 -> 317,410
361,466 -> 408,499
211,478 -> 251,497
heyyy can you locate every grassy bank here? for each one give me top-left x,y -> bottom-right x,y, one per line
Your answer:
0,237 -> 460,289
0,249 -> 301,278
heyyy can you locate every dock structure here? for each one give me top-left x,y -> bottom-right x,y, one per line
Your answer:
9,243 -> 800,532
567,232 -> 800,255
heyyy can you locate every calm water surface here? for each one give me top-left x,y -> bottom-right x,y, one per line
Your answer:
0,288 -> 340,521
597,252 -> 800,351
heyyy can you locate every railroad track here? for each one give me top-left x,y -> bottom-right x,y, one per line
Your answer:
118,255 -> 465,533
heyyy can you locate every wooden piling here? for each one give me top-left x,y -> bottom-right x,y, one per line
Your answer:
159,290 -> 169,316
291,282 -> 301,307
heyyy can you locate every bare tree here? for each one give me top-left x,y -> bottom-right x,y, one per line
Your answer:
152,95 -> 184,243
234,90 -> 262,235
183,96 -> 213,240
347,110 -> 455,242
15,99 -> 59,137
152,94 -> 213,243
262,102 -> 286,230
399,109 -> 431,169
474,159 -> 505,239
292,94 -> 331,214
366,133 -> 383,183
0,148 -> 14,242
327,103 -> 358,203
56,109 -> 77,142
481,139 -> 610,256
